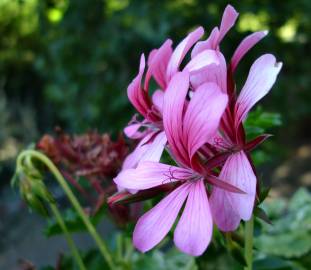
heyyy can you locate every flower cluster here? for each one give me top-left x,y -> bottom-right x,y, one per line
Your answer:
114,5 -> 282,256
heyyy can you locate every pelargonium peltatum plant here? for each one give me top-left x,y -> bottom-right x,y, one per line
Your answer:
113,4 -> 282,256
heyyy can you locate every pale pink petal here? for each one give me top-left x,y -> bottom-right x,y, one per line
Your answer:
191,27 -> 219,57
184,49 -> 220,74
183,82 -> 228,159
210,151 -> 256,229
133,183 -> 190,252
124,123 -> 146,139
127,54 -> 150,117
115,161 -> 193,190
145,39 -> 173,90
163,71 -> 190,165
174,179 -> 213,256
190,51 -> 227,91
235,54 -> 282,126
152,90 -> 164,113
218,5 -> 239,43
122,131 -> 166,170
139,131 -> 167,163
231,30 -> 268,72
122,132 -> 155,170
166,27 -> 204,80
210,186 -> 241,232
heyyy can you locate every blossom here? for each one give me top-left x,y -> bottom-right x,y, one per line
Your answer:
122,5 -> 239,170
209,54 -> 282,231
113,3 -> 282,257
116,71 -> 232,256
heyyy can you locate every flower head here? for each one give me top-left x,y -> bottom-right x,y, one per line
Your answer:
113,4 -> 282,256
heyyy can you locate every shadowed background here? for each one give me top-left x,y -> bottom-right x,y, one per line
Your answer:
0,0 -> 310,268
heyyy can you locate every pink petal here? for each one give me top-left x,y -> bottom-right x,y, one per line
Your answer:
152,90 -> 164,113
190,51 -> 227,91
210,186 -> 241,231
122,132 -> 156,170
124,123 -> 146,139
127,54 -> 150,117
163,71 -> 190,165
145,39 -> 173,90
183,82 -> 228,159
166,27 -> 204,80
174,179 -> 213,256
184,49 -> 220,74
231,30 -> 268,72
115,161 -> 193,190
133,183 -> 190,252
218,5 -> 239,43
210,151 -> 256,230
191,27 -> 220,57
235,54 -> 282,127
147,49 -> 157,66
139,131 -> 167,163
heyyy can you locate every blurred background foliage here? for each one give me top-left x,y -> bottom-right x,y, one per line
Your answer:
1,0 -> 310,135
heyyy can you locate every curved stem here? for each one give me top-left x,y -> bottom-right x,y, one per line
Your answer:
17,150 -> 116,270
50,204 -> 86,270
244,215 -> 254,270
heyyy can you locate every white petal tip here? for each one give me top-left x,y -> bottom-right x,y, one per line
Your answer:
275,61 -> 283,69
263,30 -> 269,35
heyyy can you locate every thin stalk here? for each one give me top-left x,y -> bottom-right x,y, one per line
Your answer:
17,150 -> 116,270
244,215 -> 254,270
50,204 -> 86,270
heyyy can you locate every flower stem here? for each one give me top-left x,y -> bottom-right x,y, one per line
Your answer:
50,204 -> 86,270
244,215 -> 254,270
17,150 -> 116,270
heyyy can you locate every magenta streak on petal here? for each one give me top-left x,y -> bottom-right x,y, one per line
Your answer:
133,183 -> 191,252
163,71 -> 190,166
145,39 -> 173,90
174,179 -> 213,256
127,54 -> 150,117
231,30 -> 268,72
183,82 -> 228,160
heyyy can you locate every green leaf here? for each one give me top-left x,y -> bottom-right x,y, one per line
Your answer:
133,249 -> 197,270
255,230 -> 311,258
254,256 -> 305,270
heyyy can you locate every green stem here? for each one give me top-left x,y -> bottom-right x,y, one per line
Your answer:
244,215 -> 254,270
17,150 -> 116,270
50,204 -> 86,270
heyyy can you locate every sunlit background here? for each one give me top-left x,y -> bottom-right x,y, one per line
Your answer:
0,0 -> 310,268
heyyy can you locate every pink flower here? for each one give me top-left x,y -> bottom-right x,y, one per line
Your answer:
113,3 -> 283,257
122,5 -> 240,170
115,71 -> 232,256
209,54 -> 282,231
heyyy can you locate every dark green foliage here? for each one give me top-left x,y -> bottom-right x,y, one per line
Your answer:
0,0 -> 310,138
